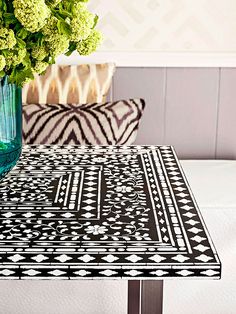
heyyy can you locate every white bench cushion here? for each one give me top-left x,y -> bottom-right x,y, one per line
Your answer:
181,160 -> 236,209
164,160 -> 236,314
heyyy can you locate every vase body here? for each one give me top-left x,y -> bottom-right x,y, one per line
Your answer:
0,76 -> 22,181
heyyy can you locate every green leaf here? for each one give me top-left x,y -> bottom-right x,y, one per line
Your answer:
3,13 -> 17,26
93,15 -> 99,29
21,52 -> 31,68
64,50 -> 73,57
5,0 -> 14,14
16,37 -> 26,48
64,42 -> 77,56
58,9 -> 73,19
57,20 -> 72,36
0,70 -> 5,78
14,22 -> 23,32
1,0 -> 7,13
9,66 -> 34,87
17,28 -> 29,40
48,56 -> 56,65
52,8 -> 72,20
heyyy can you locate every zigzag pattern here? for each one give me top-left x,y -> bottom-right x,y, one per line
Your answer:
22,63 -> 116,105
22,99 -> 145,145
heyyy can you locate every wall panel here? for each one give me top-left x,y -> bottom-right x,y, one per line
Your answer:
113,67 -> 166,145
217,68 -> 236,159
109,67 -> 236,159
164,68 -> 220,158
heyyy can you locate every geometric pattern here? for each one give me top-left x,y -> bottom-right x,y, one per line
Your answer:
22,99 -> 145,145
0,145 -> 221,279
22,64 -> 116,105
89,0 -> 236,52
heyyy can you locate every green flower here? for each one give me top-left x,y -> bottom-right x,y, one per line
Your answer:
72,2 -> 88,14
6,47 -> 27,67
46,34 -> 70,57
43,16 -> 70,57
21,77 -> 33,85
70,5 -> 95,41
0,55 -> 6,71
34,61 -> 48,74
42,16 -> 58,38
0,28 -> 17,50
77,30 -> 103,56
32,45 -> 48,61
0,0 -> 102,86
13,0 -> 51,33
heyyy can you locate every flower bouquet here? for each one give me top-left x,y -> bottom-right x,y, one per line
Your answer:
0,0 -> 102,180
0,0 -> 102,86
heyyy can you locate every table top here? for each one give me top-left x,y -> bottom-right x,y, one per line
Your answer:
0,145 -> 221,280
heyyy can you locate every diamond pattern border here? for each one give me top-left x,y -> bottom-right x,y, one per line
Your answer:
0,145 -> 221,279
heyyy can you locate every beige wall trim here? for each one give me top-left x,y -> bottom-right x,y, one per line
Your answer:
57,52 -> 236,68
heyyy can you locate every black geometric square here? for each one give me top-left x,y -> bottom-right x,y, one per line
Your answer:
0,145 -> 221,279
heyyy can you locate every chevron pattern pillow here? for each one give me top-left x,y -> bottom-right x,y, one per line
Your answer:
22,63 -> 116,105
23,99 -> 145,145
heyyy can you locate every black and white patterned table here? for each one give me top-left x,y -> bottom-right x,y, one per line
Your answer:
0,145 -> 221,314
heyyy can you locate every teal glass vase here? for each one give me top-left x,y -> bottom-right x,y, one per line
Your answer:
0,76 -> 22,181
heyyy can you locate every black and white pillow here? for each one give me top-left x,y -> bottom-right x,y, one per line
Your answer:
23,99 -> 145,145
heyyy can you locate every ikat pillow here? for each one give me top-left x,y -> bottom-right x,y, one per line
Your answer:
22,63 -> 116,105
23,99 -> 146,145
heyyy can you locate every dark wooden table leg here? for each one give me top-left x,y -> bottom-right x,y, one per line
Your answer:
128,281 -> 141,314
128,280 -> 163,314
141,281 -> 163,314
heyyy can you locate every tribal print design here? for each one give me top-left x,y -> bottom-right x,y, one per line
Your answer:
23,99 -> 145,145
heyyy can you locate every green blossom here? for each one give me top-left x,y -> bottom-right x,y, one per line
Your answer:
6,48 -> 27,67
43,16 -> 70,57
0,55 -> 6,71
70,5 -> 95,41
77,30 -> 103,56
0,28 -> 17,49
32,45 -> 48,61
21,77 -> 33,85
34,61 -> 48,74
13,0 -> 51,33
42,16 -> 58,38
72,3 -> 88,14
1,0 -> 101,86
46,34 -> 70,57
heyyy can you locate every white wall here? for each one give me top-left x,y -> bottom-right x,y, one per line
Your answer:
89,0 -> 236,53
66,0 -> 236,67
